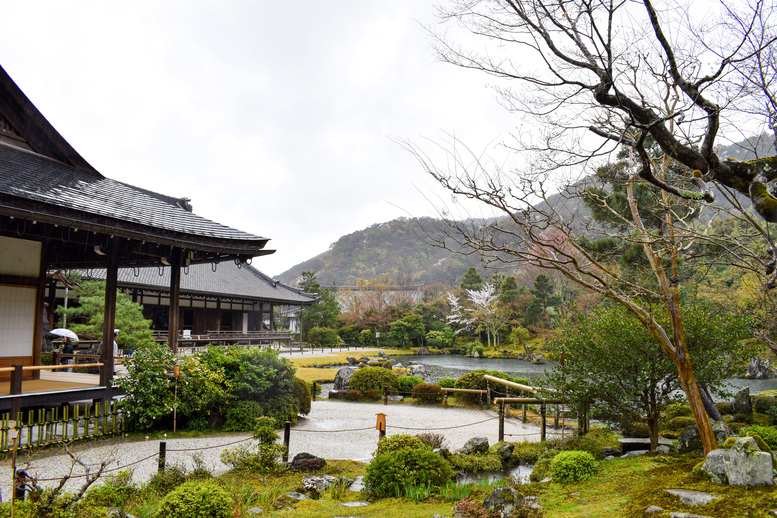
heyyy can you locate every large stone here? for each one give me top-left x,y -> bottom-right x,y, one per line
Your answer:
302,474 -> 339,491
332,366 -> 358,391
677,422 -> 734,454
496,442 -> 515,462
407,362 -> 431,382
619,437 -> 672,452
664,489 -> 720,506
733,387 -> 753,415
532,354 -> 546,364
460,437 -> 489,455
483,488 -> 525,517
702,437 -> 774,486
291,452 -> 326,472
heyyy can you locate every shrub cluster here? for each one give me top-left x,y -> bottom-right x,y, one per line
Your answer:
350,367 -> 400,392
412,383 -> 444,405
154,480 -> 232,518
550,450 -> 597,483
398,375 -> 424,394
364,448 -> 454,498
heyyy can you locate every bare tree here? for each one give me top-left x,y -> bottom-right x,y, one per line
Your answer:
413,0 -> 777,456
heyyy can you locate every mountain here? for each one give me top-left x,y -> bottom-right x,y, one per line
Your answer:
275,217 -> 489,287
277,135 -> 773,288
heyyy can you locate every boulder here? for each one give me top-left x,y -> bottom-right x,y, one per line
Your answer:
733,387 -> 752,415
702,437 -> 774,486
619,437 -> 672,452
378,350 -> 388,358
532,354 -> 546,365
417,347 -> 430,355
664,488 -> 719,506
407,363 -> 431,382
346,356 -> 358,365
601,447 -> 621,458
302,474 -> 339,491
460,437 -> 489,455
332,366 -> 358,391
743,356 -> 774,379
291,452 -> 326,472
483,488 -> 525,517
677,422 -> 734,454
496,442 -> 515,462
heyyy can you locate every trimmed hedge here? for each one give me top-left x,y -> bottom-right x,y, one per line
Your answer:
411,383 -> 444,405
350,367 -> 400,392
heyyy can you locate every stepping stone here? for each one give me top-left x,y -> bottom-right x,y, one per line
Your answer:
670,513 -> 715,518
665,489 -> 719,506
341,501 -> 371,507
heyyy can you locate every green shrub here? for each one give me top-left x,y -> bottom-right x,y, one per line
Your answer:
664,403 -> 692,420
375,433 -> 428,457
222,400 -> 263,432
733,413 -> 754,424
512,441 -> 547,464
753,396 -> 777,415
454,370 -> 515,405
308,327 -> 342,346
744,425 -> 777,449
154,479 -> 232,518
566,427 -> 621,459
145,464 -> 188,494
746,431 -> 774,456
448,452 -> 503,473
665,416 -> 697,432
550,450 -> 597,483
438,377 -> 456,389
293,377 -> 312,415
116,341 -> 176,431
84,469 -> 137,508
398,375 -> 424,395
529,456 -> 554,482
412,383 -> 444,405
715,402 -> 735,415
621,421 -> 650,438
350,367 -> 399,392
364,448 -> 454,498
219,442 -> 286,474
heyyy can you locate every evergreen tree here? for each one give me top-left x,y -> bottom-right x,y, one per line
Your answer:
460,267 -> 483,291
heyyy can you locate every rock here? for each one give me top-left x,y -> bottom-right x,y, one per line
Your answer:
702,436 -> 774,486
332,366 -> 358,391
407,363 -> 431,382
645,506 -> 663,513
483,488 -> 525,517
346,356 -> 358,365
496,442 -> 514,462
664,489 -> 720,506
743,356 -> 774,379
417,347 -> 430,355
501,350 -> 510,358
532,354 -> 546,364
291,452 -> 326,472
286,492 -> 308,500
669,514 -> 716,518
386,395 -> 404,402
655,444 -> 673,454
623,450 -> 649,457
302,474 -> 339,491
601,447 -> 621,457
733,387 -> 752,415
677,422 -> 734,454
378,350 -> 388,358
341,501 -> 371,507
349,476 -> 364,492
619,437 -> 672,452
367,359 -> 384,367
524,496 -> 543,509
245,508 -> 263,516
460,437 -> 489,455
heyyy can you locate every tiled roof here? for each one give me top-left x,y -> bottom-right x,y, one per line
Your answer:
0,143 -> 271,250
86,263 -> 316,305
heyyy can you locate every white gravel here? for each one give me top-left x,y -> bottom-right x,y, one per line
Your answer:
0,399 -> 556,499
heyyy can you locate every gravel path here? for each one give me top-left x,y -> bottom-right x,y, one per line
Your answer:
0,399 -> 555,499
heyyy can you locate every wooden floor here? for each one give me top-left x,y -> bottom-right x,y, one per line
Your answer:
0,371 -> 99,395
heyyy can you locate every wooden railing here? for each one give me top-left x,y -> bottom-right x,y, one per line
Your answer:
0,401 -> 124,454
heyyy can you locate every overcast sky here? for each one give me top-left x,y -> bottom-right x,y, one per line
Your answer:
0,1 -> 515,278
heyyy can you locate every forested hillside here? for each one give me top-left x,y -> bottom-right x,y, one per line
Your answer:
276,217 -> 495,287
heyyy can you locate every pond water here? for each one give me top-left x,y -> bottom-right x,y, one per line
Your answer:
389,354 -> 777,398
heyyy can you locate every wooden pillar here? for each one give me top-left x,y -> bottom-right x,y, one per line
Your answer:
33,246 -> 47,379
100,239 -> 118,388
169,257 -> 181,354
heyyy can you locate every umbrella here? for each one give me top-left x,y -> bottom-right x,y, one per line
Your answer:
49,328 -> 79,342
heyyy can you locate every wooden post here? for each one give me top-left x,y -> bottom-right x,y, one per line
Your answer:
522,404 -> 527,423
383,386 -> 388,406
10,365 -> 23,420
169,259 -> 181,354
100,239 -> 118,388
540,401 -> 547,442
498,401 -> 504,442
486,381 -> 491,404
554,405 -> 559,429
376,413 -> 386,442
52,351 -> 60,365
283,421 -> 291,462
312,383 -> 317,402
443,393 -> 448,409
158,441 -> 167,473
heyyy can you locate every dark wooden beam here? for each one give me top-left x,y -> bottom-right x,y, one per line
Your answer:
169,258 -> 181,354
100,238 -> 118,388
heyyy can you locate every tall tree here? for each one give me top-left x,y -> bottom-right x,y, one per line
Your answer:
411,0 -> 777,456
460,266 -> 484,291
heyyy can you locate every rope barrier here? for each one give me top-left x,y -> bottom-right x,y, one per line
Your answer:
166,436 -> 253,453
389,416 -> 499,431
33,451 -> 160,482
290,426 -> 374,433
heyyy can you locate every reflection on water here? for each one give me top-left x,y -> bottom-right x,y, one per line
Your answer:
389,354 -> 777,398
390,354 -> 551,385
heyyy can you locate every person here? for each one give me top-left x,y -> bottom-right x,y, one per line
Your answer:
113,329 -> 120,375
61,336 -> 74,372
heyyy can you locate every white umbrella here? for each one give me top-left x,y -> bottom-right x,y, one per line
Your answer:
49,328 -> 79,342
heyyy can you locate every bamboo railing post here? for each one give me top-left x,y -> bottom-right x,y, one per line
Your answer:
158,442 -> 167,473
540,401 -> 547,442
283,421 -> 291,463
498,401 -> 505,443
